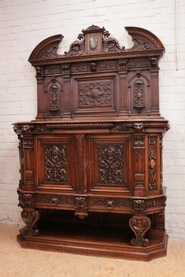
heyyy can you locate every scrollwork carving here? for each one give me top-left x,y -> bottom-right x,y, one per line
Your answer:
79,82 -> 112,107
88,197 -> 132,208
132,38 -> 151,50
98,145 -> 124,184
36,194 -> 75,205
21,209 -> 40,236
133,79 -> 145,112
65,33 -> 85,56
129,215 -> 151,247
148,137 -> 157,191
75,197 -> 88,219
103,30 -> 125,53
18,192 -> 35,208
43,45 -> 59,59
44,144 -> 67,182
111,123 -> 128,131
49,84 -> 59,112
23,138 -> 33,149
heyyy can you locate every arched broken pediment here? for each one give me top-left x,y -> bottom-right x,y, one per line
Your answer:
28,25 -> 165,64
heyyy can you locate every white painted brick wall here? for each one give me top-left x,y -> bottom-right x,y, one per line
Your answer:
0,0 -> 185,239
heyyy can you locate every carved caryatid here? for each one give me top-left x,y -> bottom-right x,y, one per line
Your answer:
44,144 -> 67,183
98,144 -> 124,184
79,82 -> 112,107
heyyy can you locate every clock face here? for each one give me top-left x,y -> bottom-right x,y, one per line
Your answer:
89,36 -> 98,50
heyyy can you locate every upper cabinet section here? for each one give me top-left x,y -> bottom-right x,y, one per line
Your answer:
28,25 -> 165,121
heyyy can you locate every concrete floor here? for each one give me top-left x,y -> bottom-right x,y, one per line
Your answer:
0,225 -> 185,277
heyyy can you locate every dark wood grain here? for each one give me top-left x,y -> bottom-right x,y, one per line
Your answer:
13,25 -> 169,261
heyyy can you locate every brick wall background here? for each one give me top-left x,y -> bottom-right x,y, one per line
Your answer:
0,0 -> 185,239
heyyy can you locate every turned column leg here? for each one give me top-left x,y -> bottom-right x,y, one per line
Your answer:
21,209 -> 40,237
129,215 -> 151,247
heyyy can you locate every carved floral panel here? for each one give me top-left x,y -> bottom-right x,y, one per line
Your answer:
79,82 -> 112,107
44,144 -> 67,183
98,144 -> 124,184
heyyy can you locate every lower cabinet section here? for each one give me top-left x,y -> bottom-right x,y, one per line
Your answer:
14,121 -> 169,261
17,209 -> 168,261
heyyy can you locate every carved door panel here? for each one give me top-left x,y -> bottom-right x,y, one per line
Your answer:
86,134 -> 133,195
35,135 -> 76,192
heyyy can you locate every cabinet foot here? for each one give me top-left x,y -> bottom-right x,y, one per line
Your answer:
129,215 -> 151,247
21,209 -> 40,236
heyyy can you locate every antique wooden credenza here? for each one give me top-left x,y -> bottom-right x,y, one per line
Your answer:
13,25 -> 169,261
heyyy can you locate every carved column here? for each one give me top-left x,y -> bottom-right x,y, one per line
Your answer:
62,64 -> 71,118
14,124 -> 35,191
118,60 -> 128,115
133,122 -> 146,196
75,134 -> 86,193
35,66 -> 45,120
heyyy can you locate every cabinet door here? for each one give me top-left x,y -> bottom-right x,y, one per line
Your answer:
35,135 -> 76,192
86,134 -> 133,195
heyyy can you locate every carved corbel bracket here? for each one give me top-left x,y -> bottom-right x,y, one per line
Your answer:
13,124 -> 35,138
133,122 -> 145,132
18,191 -> 35,209
20,209 -> 40,237
75,196 -> 88,219
129,215 -> 151,247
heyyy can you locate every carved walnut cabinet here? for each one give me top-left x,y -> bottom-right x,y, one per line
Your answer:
13,25 -> 169,261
